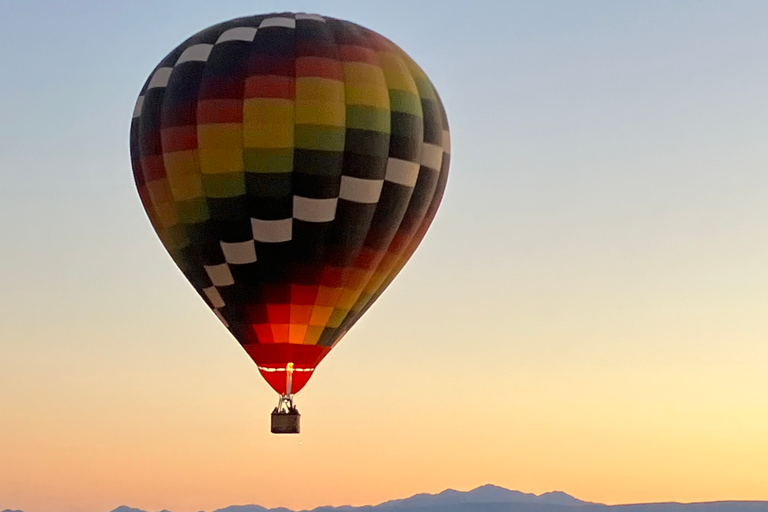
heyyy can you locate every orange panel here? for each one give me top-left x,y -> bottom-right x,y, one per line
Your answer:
316,286 -> 342,307
288,324 -> 308,344
344,268 -> 368,289
271,324 -> 290,344
289,305 -> 313,324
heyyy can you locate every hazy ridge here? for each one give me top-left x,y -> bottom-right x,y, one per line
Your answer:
4,485 -> 768,512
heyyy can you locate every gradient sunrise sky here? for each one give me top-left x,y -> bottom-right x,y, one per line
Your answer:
1,1 -> 767,512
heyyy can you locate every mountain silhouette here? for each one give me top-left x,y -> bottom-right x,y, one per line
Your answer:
10,485 -> 766,512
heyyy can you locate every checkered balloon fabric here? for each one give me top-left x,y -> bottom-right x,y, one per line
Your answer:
130,13 -> 450,395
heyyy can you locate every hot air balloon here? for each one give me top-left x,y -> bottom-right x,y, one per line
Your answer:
130,12 -> 450,433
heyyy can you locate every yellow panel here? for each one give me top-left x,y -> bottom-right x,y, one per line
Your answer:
198,123 -> 242,149
327,309 -> 348,328
363,270 -> 388,293
353,292 -> 373,309
198,148 -> 244,174
295,101 -> 345,126
243,123 -> 294,149
154,201 -> 178,228
337,288 -> 360,310
163,150 -> 199,178
168,174 -> 204,201
343,62 -> 387,88
309,306 -> 334,326
296,77 -> 344,103
243,98 -> 294,124
303,326 -> 324,345
376,52 -> 419,93
345,84 -> 389,109
397,50 -> 437,101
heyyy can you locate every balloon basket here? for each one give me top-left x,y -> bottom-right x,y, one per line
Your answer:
271,395 -> 300,434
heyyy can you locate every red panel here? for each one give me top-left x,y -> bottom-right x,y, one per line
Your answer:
141,155 -> 166,181
291,284 -> 318,305
367,32 -> 394,52
244,75 -> 295,99
355,247 -> 382,270
197,99 -> 244,124
160,125 -> 197,152
319,266 -> 344,287
198,77 -> 243,100
339,45 -> 378,64
246,304 -> 268,324
247,54 -> 295,76
388,232 -> 409,252
266,304 -> 290,323
252,324 -> 274,343
263,283 -> 290,303
296,57 -> 344,80
295,41 -> 338,59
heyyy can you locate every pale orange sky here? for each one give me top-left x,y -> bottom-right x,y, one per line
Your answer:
1,1 -> 767,511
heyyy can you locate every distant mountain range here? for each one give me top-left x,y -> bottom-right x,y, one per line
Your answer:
4,484 -> 768,512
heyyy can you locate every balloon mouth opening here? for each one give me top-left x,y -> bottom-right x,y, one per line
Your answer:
257,364 -> 316,395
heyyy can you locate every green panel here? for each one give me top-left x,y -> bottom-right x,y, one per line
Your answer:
294,125 -> 346,151
202,173 -> 246,198
389,89 -> 423,116
161,223 -> 190,252
175,196 -> 210,224
243,148 -> 294,173
346,105 -> 391,133
412,75 -> 438,101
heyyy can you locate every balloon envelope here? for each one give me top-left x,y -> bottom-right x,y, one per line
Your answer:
130,12 -> 450,395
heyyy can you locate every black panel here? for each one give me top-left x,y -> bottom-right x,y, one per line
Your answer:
213,219 -> 252,243
344,129 -> 390,157
293,149 -> 344,176
208,196 -> 247,221
293,173 -> 341,199
246,173 -> 292,198
341,152 -> 387,180
388,135 -> 421,162
421,98 -> 443,145
365,182 -> 413,250
246,195 -> 292,220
